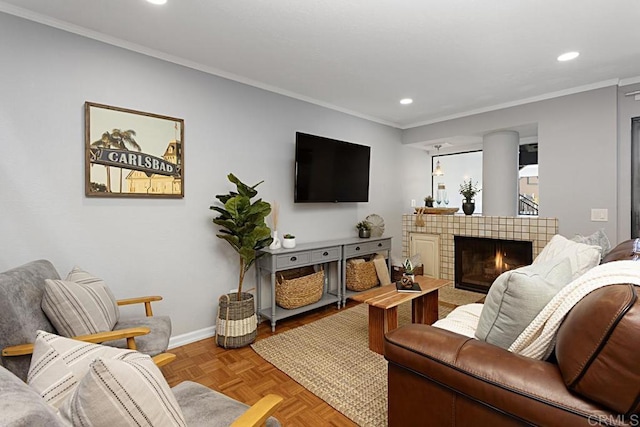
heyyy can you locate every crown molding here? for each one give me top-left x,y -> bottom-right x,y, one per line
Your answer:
0,2 -> 399,129
401,79 -> 621,130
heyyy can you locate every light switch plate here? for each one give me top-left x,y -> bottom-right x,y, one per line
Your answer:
591,209 -> 608,222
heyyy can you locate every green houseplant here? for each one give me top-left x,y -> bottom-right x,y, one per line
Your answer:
356,220 -> 372,238
210,173 -> 273,348
459,179 -> 481,215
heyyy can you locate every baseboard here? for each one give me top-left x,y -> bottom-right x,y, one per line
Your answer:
168,325 -> 216,349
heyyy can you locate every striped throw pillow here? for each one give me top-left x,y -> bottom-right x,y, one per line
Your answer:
42,266 -> 119,337
27,330 -> 137,409
60,356 -> 186,427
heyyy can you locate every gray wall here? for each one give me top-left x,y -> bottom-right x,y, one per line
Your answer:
0,13 -> 413,343
404,87 -> 621,243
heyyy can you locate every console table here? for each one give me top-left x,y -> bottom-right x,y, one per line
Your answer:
256,236 -> 392,331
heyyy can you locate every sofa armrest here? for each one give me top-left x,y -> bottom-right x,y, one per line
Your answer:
384,324 -> 617,426
117,295 -> 163,317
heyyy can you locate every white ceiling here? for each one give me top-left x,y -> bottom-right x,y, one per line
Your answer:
2,0 -> 640,129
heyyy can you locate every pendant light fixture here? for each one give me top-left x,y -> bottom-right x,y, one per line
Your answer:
432,144 -> 444,176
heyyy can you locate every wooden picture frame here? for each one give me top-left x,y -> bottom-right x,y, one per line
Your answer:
85,102 -> 184,198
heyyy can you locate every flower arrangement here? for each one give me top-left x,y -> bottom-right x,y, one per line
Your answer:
403,258 -> 414,275
459,179 -> 481,202
356,220 -> 372,231
424,195 -> 434,207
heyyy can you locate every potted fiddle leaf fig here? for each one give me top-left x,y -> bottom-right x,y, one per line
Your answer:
210,173 -> 273,348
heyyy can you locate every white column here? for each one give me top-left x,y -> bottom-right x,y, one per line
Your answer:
482,131 -> 519,216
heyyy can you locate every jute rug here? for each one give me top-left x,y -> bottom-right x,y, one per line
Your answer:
251,284 -> 484,426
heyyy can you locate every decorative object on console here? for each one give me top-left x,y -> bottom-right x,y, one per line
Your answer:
365,214 -> 385,237
269,201 -> 281,250
210,173 -> 273,348
356,220 -> 372,238
459,178 -> 481,215
396,275 -> 421,293
282,234 -> 296,249
424,195 -> 434,207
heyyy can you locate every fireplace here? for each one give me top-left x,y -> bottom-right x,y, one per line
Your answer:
455,236 -> 533,293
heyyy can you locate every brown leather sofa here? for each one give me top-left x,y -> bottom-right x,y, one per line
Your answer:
384,239 -> 640,426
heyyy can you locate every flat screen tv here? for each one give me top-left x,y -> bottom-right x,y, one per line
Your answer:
295,132 -> 370,203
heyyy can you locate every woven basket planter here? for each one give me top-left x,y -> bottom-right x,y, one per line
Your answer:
216,292 -> 257,348
276,269 -> 324,309
346,260 -> 379,291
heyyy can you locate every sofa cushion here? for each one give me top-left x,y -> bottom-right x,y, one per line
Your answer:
432,303 -> 484,337
533,234 -> 601,280
59,355 -> 186,427
556,284 -> 640,416
0,364 -> 63,427
27,330 -> 137,409
475,257 -> 572,349
106,315 -> 172,356
570,229 -> 611,259
41,266 -> 119,337
602,238 -> 640,263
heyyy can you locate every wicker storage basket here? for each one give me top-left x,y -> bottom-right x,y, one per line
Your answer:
276,269 -> 324,309
346,259 -> 379,291
391,265 -> 424,283
216,292 -> 257,349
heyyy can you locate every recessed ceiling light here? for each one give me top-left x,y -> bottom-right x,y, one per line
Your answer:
400,98 -> 413,105
146,0 -> 167,5
557,51 -> 579,62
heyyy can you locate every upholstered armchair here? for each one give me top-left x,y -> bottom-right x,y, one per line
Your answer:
1,330 -> 283,427
0,259 -> 174,381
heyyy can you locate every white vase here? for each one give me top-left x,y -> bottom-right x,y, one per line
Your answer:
269,230 -> 281,249
282,237 -> 296,249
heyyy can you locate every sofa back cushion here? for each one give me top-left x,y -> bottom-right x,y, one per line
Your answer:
602,238 -> 640,263
0,260 -> 59,381
556,284 -> 640,416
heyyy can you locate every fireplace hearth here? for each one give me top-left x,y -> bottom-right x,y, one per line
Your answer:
455,236 -> 533,293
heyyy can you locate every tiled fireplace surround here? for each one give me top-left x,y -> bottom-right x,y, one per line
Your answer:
401,214 -> 559,282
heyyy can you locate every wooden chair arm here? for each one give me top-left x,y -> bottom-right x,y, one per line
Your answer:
117,296 -> 163,317
231,394 -> 284,427
1,327 -> 150,357
152,352 -> 177,367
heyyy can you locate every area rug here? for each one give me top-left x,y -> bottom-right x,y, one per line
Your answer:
251,284 -> 484,426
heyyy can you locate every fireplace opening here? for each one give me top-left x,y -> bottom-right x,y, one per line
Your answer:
454,236 -> 533,293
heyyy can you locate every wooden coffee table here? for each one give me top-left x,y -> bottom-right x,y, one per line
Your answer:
351,275 -> 451,354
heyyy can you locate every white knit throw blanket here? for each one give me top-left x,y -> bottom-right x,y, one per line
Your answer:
508,260 -> 640,360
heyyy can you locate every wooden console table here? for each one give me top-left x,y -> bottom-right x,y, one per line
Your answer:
256,236 -> 392,331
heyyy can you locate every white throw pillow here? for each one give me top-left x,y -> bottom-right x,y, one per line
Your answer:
533,234 -> 601,280
59,356 -> 186,427
42,266 -> 119,337
27,330 -> 137,409
475,257 -> 572,349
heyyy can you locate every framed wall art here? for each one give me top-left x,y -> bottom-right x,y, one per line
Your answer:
85,102 -> 184,198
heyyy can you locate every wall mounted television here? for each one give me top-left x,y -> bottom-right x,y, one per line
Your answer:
294,132 -> 371,203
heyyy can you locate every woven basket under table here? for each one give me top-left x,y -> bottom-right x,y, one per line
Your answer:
346,260 -> 379,291
276,269 -> 325,309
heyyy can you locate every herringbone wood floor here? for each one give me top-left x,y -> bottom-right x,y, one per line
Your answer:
161,301 -> 361,427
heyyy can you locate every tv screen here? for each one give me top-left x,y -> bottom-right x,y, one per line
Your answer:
295,132 -> 370,203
